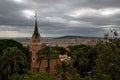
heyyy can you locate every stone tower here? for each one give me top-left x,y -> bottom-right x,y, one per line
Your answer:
31,13 -> 41,72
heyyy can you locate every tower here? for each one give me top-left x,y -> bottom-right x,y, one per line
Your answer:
31,13 -> 41,72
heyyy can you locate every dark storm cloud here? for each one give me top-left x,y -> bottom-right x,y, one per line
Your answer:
73,15 -> 119,26
42,26 -> 105,37
0,0 -> 120,37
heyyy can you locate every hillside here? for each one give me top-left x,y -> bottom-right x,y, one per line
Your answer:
54,35 -> 103,39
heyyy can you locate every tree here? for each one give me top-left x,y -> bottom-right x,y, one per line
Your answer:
52,46 -> 67,55
68,45 -> 89,77
0,39 -> 23,53
9,72 -> 54,80
37,46 -> 63,73
93,39 -> 120,80
0,39 -> 30,68
72,49 -> 88,77
104,32 -> 109,39
0,47 -> 27,80
55,61 -> 74,80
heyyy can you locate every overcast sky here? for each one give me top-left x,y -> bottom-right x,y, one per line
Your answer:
0,0 -> 120,37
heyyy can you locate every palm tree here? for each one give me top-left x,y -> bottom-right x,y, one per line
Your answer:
69,47 -> 88,76
37,46 -> 60,73
55,61 -> 74,80
52,46 -> 67,55
0,47 -> 27,80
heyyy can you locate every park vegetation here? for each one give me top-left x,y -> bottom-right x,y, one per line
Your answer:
0,31 -> 120,80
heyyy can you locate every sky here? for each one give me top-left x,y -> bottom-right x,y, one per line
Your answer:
0,0 -> 120,37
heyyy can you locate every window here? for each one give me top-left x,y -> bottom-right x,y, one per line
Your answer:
36,67 -> 39,72
45,67 -> 49,73
33,58 -> 35,61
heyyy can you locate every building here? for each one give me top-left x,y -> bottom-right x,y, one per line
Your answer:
31,15 -> 58,76
31,15 -> 41,72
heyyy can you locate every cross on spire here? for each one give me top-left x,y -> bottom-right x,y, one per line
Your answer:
35,11 -> 37,19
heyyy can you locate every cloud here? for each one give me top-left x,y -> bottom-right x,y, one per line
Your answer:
0,31 -> 31,37
0,0 -> 120,37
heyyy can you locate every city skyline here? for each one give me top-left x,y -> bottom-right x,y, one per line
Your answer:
0,0 -> 120,37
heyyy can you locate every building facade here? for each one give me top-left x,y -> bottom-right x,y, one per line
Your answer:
31,17 -> 41,72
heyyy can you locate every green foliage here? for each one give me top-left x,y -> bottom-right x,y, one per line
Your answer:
68,38 -> 120,80
0,39 -> 23,53
55,61 -> 75,80
80,76 -> 97,80
0,39 -> 30,56
9,72 -> 54,80
52,46 -> 67,55
0,47 -> 27,80
1,37 -> 120,80
93,42 -> 120,80
37,46 -> 60,63
0,39 -> 30,68
68,45 -> 90,77
37,46 -> 66,73
67,44 -> 87,55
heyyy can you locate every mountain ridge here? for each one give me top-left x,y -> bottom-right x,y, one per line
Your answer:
54,35 -> 103,39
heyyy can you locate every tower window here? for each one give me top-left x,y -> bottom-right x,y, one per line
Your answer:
45,67 -> 49,73
33,58 -> 35,60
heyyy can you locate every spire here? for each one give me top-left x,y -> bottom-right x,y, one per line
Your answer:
35,11 -> 37,19
34,12 -> 39,35
32,12 -> 41,43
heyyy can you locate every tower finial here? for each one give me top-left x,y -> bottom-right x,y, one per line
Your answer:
35,11 -> 37,19
34,11 -> 39,35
